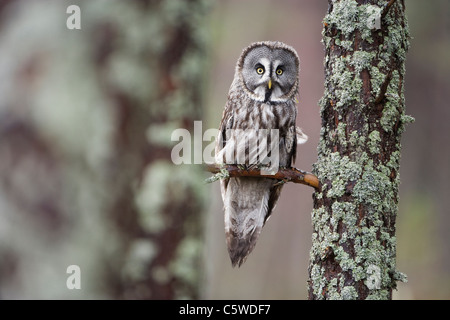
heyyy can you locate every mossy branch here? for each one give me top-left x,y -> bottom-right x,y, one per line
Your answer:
205,164 -> 320,190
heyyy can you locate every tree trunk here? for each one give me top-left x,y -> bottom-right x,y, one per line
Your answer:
308,0 -> 411,300
0,0 -> 209,299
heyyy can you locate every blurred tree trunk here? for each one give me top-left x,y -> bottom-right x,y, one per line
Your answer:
0,0 -> 209,299
308,0 -> 411,300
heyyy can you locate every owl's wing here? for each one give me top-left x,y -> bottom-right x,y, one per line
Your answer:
218,104 -> 234,156
265,124 -> 307,223
283,125 -> 308,167
289,125 -> 297,166
279,125 -> 297,168
265,182 -> 282,224
215,101 -> 234,199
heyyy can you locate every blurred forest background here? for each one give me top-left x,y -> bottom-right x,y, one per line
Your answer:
0,0 -> 448,299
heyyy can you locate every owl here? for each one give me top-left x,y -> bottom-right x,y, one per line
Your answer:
215,41 -> 307,267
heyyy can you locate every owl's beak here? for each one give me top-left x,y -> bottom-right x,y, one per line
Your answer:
267,79 -> 272,90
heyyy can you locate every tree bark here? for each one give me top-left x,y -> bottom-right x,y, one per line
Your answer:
308,0 -> 411,300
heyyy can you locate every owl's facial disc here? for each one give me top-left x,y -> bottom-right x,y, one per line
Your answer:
241,48 -> 298,104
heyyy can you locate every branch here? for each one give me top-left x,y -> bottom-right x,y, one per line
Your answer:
205,164 -> 320,190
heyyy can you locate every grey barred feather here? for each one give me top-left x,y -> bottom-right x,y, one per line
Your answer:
215,41 -> 301,267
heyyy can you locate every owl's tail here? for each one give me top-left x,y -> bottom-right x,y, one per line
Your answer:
222,177 -> 275,267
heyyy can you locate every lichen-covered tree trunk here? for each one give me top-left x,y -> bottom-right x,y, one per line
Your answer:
102,0 -> 210,299
308,0 -> 411,300
0,0 -> 208,299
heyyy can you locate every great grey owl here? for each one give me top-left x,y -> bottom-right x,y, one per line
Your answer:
215,41 -> 307,267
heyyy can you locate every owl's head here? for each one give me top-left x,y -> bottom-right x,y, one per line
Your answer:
236,41 -> 300,104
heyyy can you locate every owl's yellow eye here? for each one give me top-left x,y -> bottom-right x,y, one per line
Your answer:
276,68 -> 284,76
256,67 -> 265,75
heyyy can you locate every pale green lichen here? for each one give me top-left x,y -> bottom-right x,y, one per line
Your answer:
341,286 -> 359,300
335,122 -> 348,147
122,240 -> 158,281
328,55 -> 363,110
309,264 -> 327,298
353,164 -> 395,213
316,152 -> 363,184
314,151 -> 363,200
204,165 -> 230,184
324,0 -> 360,37
386,150 -> 401,172
365,5 -> 382,30
366,290 -> 390,300
340,40 -> 354,51
135,161 -> 206,232
135,162 -> 171,234
370,65 -> 386,99
324,0 -> 383,41
327,278 -> 340,300
331,201 -> 357,236
380,70 -> 401,132
368,130 -> 381,154
401,114 -> 415,125
348,129 -> 366,149
146,121 -> 184,147
351,50 -> 375,73
170,237 -> 204,299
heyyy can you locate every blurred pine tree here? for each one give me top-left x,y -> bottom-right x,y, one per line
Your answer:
0,0 -> 210,299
